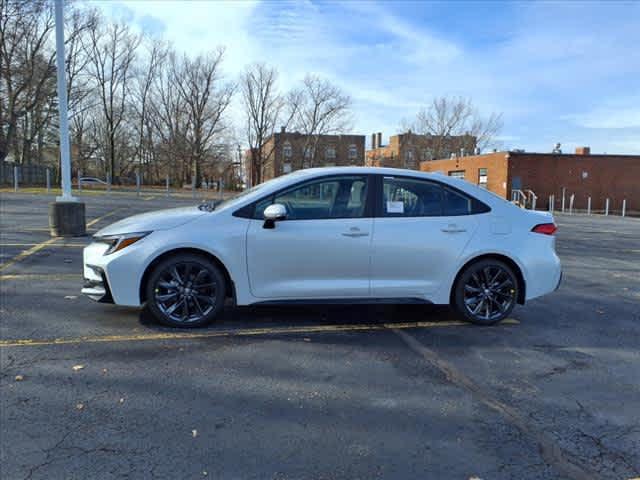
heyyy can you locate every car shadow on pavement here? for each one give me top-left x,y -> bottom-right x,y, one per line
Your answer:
137,303 -> 462,332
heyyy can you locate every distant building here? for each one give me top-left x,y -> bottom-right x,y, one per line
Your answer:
250,127 -> 365,184
366,131 -> 477,170
419,146 -> 640,214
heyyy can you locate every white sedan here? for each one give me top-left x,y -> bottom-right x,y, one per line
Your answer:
82,167 -> 561,327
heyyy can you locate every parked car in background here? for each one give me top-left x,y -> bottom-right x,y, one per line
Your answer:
82,167 -> 561,327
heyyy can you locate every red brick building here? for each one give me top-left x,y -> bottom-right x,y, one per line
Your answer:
419,147 -> 640,214
366,131 -> 477,170
247,128 -> 365,185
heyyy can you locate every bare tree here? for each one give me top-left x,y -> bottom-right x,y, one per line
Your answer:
240,63 -> 293,186
0,0 -> 55,163
85,20 -> 140,182
173,48 -> 234,186
404,96 -> 503,158
290,75 -> 352,167
132,38 -> 166,183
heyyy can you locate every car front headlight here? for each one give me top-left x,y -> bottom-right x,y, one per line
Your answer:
94,232 -> 151,255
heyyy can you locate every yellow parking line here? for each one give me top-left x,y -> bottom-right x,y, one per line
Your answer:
143,196 -> 155,201
0,238 -> 58,271
0,208 -> 121,271
0,243 -> 87,247
0,273 -> 80,281
0,318 -> 519,348
86,207 -> 124,227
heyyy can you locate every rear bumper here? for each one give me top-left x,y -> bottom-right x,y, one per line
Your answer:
555,270 -> 563,291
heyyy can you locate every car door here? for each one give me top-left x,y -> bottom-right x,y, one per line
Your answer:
370,175 -> 480,298
246,174 -> 373,299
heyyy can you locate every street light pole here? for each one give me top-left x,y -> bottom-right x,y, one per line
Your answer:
49,0 -> 86,236
54,0 -> 73,201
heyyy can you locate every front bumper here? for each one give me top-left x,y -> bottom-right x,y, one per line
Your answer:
82,266 -> 114,303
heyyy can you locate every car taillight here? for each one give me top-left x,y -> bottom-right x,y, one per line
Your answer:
531,223 -> 557,235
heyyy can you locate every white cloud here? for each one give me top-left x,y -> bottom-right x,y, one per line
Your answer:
93,0 -> 640,154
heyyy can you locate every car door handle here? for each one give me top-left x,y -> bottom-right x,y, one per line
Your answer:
441,225 -> 467,233
342,227 -> 369,238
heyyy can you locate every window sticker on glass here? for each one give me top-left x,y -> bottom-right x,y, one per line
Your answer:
387,201 -> 404,213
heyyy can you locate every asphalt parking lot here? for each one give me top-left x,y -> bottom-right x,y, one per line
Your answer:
1,191 -> 639,480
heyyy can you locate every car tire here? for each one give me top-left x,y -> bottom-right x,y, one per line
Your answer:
453,259 -> 518,326
145,253 -> 226,328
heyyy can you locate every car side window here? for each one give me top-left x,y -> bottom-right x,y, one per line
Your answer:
443,188 -> 472,216
382,177 -> 443,217
253,176 -> 368,220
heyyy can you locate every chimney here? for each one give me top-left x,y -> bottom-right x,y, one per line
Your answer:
575,146 -> 590,155
371,133 -> 377,149
376,132 -> 382,148
280,126 -> 286,134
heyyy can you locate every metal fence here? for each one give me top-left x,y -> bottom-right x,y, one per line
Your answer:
547,189 -> 634,217
0,163 -> 55,187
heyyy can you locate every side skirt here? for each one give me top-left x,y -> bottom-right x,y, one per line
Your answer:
251,297 -> 433,306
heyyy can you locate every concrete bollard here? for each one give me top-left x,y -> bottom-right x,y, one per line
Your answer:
14,166 -> 18,192
46,168 -> 51,193
587,197 -> 591,215
78,169 -> 82,192
166,175 -> 170,197
605,198 -> 609,216
622,199 -> 626,217
49,201 -> 86,237
107,173 -> 111,194
192,175 -> 196,199
136,172 -> 141,197
569,194 -> 574,215
561,188 -> 566,213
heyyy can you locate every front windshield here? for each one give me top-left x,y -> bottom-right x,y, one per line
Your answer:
199,171 -> 306,212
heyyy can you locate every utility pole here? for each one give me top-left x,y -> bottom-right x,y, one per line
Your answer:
49,0 -> 86,236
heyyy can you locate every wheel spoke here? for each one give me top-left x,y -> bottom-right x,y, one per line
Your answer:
464,284 -> 482,293
165,298 -> 184,315
156,292 -> 178,302
193,270 -> 208,284
158,280 -> 176,289
171,267 -> 183,285
182,298 -> 190,320
193,295 -> 205,315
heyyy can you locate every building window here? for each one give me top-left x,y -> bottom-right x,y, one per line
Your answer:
478,168 -> 488,188
421,149 -> 432,161
283,162 -> 292,174
404,150 -> 415,168
325,146 -> 336,160
348,144 -> 358,160
304,146 -> 314,159
448,170 -> 465,180
283,142 -> 292,158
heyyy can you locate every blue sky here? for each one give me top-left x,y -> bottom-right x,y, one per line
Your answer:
96,0 -> 640,154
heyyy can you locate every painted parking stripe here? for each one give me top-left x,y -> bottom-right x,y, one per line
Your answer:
0,243 -> 87,247
0,273 -> 81,281
0,208 -> 122,271
0,318 -> 519,348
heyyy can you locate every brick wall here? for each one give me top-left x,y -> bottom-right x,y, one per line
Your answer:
261,131 -> 365,182
419,152 -> 509,197
419,151 -> 640,214
508,153 -> 640,213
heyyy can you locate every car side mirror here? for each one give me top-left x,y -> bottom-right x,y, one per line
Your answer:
263,203 -> 287,229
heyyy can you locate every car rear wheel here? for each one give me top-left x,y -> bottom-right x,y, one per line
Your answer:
453,259 -> 518,325
146,254 -> 225,328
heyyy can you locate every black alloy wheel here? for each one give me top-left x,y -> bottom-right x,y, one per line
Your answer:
146,254 -> 225,328
453,259 -> 518,325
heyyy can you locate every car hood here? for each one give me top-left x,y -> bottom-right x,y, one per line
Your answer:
95,206 -> 206,237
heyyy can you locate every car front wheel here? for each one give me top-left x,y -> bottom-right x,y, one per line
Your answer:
453,259 -> 518,325
145,253 -> 225,328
